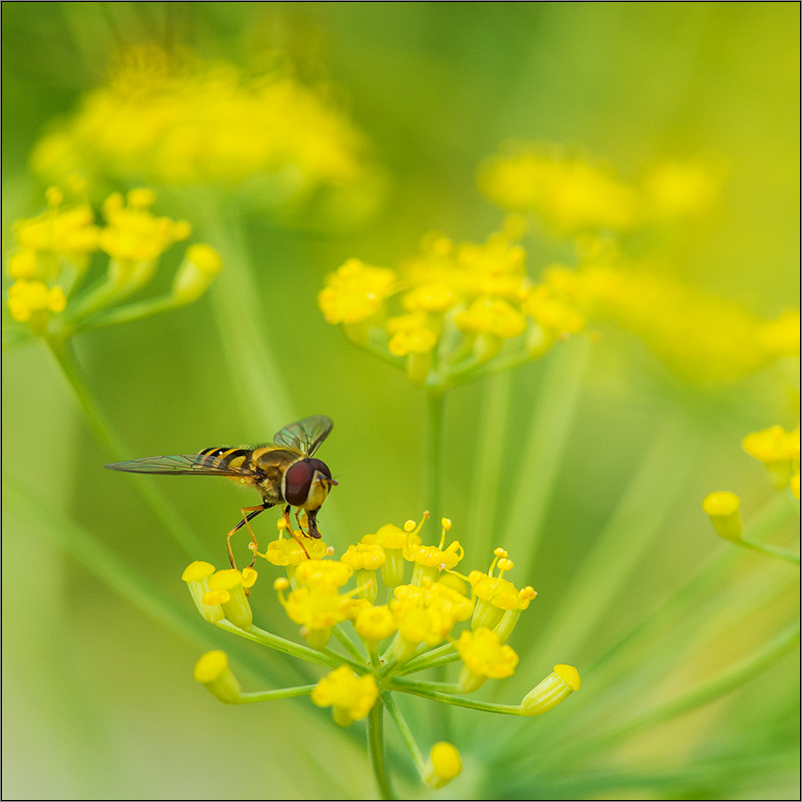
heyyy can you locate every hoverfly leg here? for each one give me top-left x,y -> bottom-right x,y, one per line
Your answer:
226,503 -> 270,571
284,504 -> 310,560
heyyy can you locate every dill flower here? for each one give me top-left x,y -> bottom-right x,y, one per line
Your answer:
31,46 -> 380,218
311,666 -> 379,727
742,425 -> 800,491
457,627 -> 519,692
424,742 -> 462,789
520,664 -> 581,715
186,514 -> 574,793
567,261 -> 799,387
4,186 -> 221,340
194,650 -> 242,704
318,219 -> 586,389
702,492 -> 744,542
478,143 -> 641,235
478,142 -> 725,235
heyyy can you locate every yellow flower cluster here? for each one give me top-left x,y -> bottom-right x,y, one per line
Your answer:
31,47 -> 377,208
318,219 -> 586,387
478,142 -> 725,235
187,516 -> 581,791
4,186 -> 221,338
543,261 -> 800,387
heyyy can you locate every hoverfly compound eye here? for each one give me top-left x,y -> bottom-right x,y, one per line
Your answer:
284,460 -> 315,506
308,458 -> 332,480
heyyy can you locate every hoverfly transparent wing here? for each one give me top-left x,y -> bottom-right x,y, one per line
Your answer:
272,415 -> 333,457
104,451 -> 257,478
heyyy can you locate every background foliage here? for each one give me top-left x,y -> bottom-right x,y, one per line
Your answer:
3,3 -> 799,799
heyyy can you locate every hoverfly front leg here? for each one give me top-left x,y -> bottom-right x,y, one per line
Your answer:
226,503 -> 272,570
284,504 -> 310,559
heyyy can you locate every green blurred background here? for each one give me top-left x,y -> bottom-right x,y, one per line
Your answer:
3,3 -> 799,799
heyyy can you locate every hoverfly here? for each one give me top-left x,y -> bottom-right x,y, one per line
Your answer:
105,415 -> 336,566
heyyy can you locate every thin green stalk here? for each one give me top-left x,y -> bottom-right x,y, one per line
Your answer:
466,371 -> 513,557
736,537 -> 799,564
224,622 -> 341,670
191,196 -> 294,435
3,471 -> 299,689
333,625 -> 370,664
502,335 -> 590,572
367,696 -> 395,800
523,414 -> 700,675
425,389 -> 445,529
544,618 -> 800,768
388,677 -> 526,715
235,685 -> 317,704
45,336 -> 208,558
70,295 -> 180,333
382,691 -> 428,778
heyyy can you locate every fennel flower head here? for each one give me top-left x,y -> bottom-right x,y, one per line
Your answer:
31,46 -> 384,222
318,215 -> 587,389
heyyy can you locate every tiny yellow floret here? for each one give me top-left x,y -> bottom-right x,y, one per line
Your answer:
520,664 -> 581,716
193,650 -> 241,704
424,742 -> 462,789
702,491 -> 744,541
311,666 -> 379,727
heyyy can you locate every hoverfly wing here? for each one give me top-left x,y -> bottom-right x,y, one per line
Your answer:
272,415 -> 333,457
104,452 -> 257,478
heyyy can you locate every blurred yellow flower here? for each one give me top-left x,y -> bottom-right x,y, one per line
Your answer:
31,47 -> 376,206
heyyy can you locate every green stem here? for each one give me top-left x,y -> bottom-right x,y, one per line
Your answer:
235,685 -> 317,704
388,677 -> 526,715
223,622 -> 342,670
3,470 -> 295,689
44,336 -> 208,558
466,371 -> 513,557
382,690 -> 428,778
525,413 -> 699,672
398,642 -> 459,675
367,696 -> 395,800
425,390 -> 445,529
548,618 -> 800,765
736,537 -> 800,564
70,295 -> 180,333
502,335 -> 590,573
332,626 -> 370,665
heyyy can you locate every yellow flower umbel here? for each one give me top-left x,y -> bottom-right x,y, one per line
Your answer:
185,514 -> 575,794
31,46 -> 382,223
318,217 -> 586,390
478,143 -> 641,236
4,186 -> 221,342
560,257 -> 800,388
478,142 -> 724,237
311,666 -> 379,727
